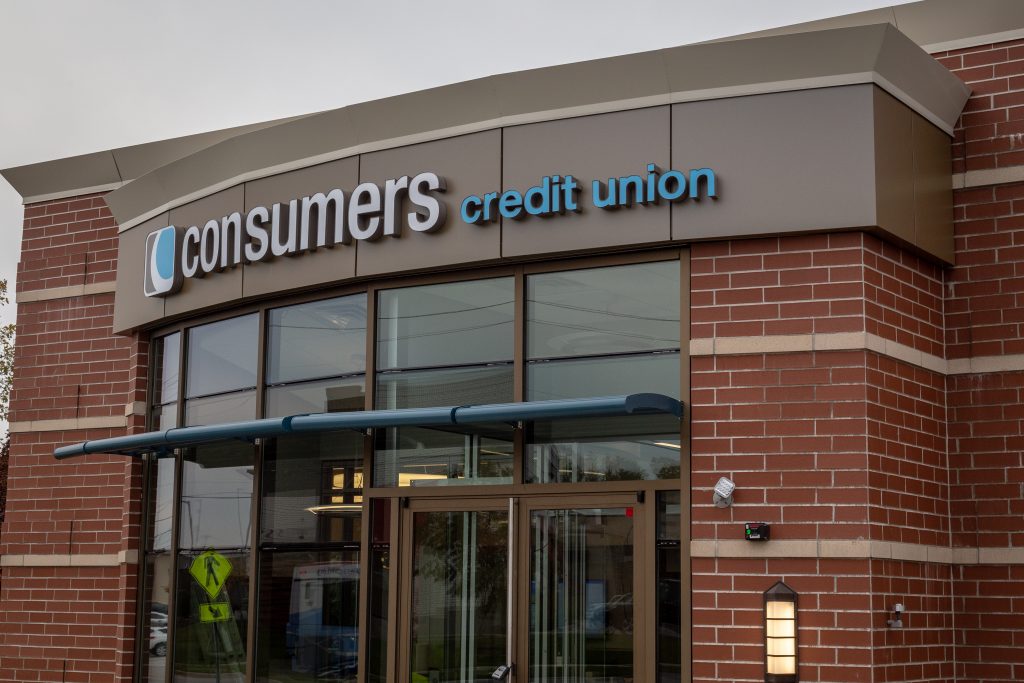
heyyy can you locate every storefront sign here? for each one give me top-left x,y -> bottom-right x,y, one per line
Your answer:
144,165 -> 716,298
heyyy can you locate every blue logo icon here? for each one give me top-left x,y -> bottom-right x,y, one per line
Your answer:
144,226 -> 182,297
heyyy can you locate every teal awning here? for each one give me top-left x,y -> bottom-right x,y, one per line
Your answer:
53,393 -> 683,460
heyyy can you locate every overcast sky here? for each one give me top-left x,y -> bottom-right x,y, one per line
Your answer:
0,0 -> 916,332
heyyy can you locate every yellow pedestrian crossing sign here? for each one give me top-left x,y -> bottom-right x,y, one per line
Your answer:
199,601 -> 232,623
189,550 -> 232,599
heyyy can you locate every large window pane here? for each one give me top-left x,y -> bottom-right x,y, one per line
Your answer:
527,353 -> 680,401
367,499 -> 390,683
377,278 -> 514,370
265,377 -> 365,418
527,261 -> 680,359
154,332 -> 180,405
527,415 -> 680,483
261,433 -> 364,545
173,551 -> 249,681
374,366 -> 514,487
256,550 -> 360,683
149,457 -> 175,552
187,314 -> 259,398
139,554 -> 172,682
184,390 -> 257,426
267,295 -> 367,384
657,491 -> 682,683
156,402 -> 178,430
376,365 -> 513,410
180,443 -> 254,550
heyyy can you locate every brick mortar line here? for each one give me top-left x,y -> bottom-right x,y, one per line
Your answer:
690,331 -> 1024,376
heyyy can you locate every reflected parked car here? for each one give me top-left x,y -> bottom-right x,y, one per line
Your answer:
149,626 -> 167,657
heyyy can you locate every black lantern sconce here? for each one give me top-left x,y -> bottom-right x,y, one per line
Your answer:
764,581 -> 798,682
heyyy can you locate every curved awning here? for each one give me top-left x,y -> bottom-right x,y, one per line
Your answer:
54,393 -> 683,460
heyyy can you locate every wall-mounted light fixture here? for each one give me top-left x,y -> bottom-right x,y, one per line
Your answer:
713,476 -> 735,507
764,581 -> 798,683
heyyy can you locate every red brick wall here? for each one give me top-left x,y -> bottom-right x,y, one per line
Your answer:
0,193 -> 146,683
937,38 -> 1024,683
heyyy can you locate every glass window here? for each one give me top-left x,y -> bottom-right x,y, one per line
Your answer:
657,491 -> 682,683
376,365 -> 513,409
261,433 -> 364,545
267,295 -> 367,385
172,551 -> 249,681
256,550 -> 360,683
156,403 -> 178,430
154,332 -> 180,405
150,458 -> 175,553
186,314 -> 259,398
140,554 -> 173,681
527,415 -> 680,483
265,377 -> 365,418
527,261 -> 679,359
377,278 -> 514,370
184,390 -> 257,426
527,352 -> 680,401
367,499 -> 390,683
374,366 -> 514,487
179,443 -> 254,550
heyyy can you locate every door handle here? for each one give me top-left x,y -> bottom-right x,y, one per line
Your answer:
491,663 -> 513,680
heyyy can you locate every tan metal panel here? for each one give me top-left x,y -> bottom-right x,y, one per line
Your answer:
112,215 -> 167,333
666,23 -> 886,93
357,130 -> 502,277
501,107 -> 671,258
670,86 -> 877,240
164,186 -> 245,318
873,88 -> 916,246
913,114 -> 955,264
242,158 -> 359,298
493,50 -> 669,119
2,150 -> 121,201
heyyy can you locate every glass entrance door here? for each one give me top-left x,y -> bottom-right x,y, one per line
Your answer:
399,500 -> 511,683
398,495 -> 643,683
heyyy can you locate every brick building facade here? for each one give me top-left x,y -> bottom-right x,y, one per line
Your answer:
2,3 -> 1024,683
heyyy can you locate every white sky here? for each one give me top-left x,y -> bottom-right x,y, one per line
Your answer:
0,0 -> 917,334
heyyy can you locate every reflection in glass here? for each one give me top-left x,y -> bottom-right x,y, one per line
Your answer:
377,365 -> 513,409
377,278 -> 514,370
179,443 -> 254,550
187,314 -> 258,398
367,499 -> 391,683
140,554 -> 172,681
375,366 -> 514,488
156,402 -> 178,430
527,261 -> 679,359
261,433 -> 364,544
410,510 -> 508,683
150,457 -> 175,552
527,415 -> 681,483
184,390 -> 257,426
154,332 -> 180,405
267,295 -> 367,384
527,352 -> 680,401
256,550 -> 360,683
530,508 -> 633,682
265,377 -> 365,418
173,551 -> 249,682
657,491 -> 682,683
